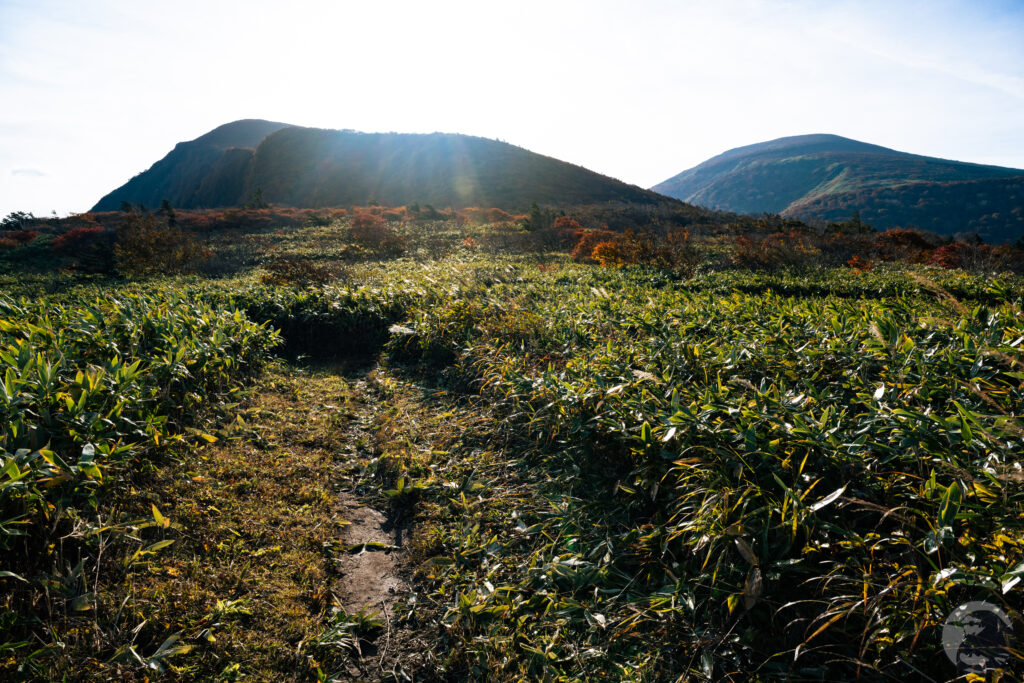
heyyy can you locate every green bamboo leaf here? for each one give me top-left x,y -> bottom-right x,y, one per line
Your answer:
938,482 -> 962,527
152,504 -> 169,529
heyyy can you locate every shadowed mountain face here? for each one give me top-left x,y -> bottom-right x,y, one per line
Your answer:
93,120 -> 669,212
653,134 -> 1024,241
92,120 -> 292,211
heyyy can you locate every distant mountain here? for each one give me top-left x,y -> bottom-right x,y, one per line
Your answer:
652,134 -> 1024,242
94,120 -> 669,212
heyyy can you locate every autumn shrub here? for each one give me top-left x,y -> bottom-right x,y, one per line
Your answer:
455,207 -> 516,225
0,230 -> 37,246
351,212 -> 385,233
926,242 -> 1024,272
381,207 -> 409,222
0,238 -> 19,250
872,228 -> 933,262
662,229 -> 702,276
553,216 -> 582,232
172,207 -> 347,233
521,216 -> 584,252
591,240 -> 626,267
300,208 -> 347,226
611,230 -> 661,266
847,254 -> 873,272
350,212 -> 406,255
53,225 -> 106,252
114,215 -> 212,277
571,230 -> 619,263
927,243 -> 972,269
50,225 -> 114,272
572,228 -> 704,273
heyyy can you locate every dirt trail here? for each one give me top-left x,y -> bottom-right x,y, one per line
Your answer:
334,494 -> 406,617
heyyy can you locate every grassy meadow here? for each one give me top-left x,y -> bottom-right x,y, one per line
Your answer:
1,212 -> 1022,680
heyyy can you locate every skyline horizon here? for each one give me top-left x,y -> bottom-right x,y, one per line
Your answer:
3,0 -> 1024,217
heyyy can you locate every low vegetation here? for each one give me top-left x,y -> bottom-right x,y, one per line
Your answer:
1,205 -> 1022,680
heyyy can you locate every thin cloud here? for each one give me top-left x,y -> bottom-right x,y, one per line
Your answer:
823,30 -> 1024,101
11,168 -> 46,177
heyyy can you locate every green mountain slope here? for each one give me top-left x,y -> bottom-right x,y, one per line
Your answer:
93,121 -> 669,212
652,134 -> 1024,240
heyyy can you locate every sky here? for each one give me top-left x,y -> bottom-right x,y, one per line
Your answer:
2,0 -> 1024,217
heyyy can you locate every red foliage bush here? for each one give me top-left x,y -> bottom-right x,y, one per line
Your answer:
350,212 -> 405,254
873,229 -> 933,262
351,212 -> 386,232
928,242 -> 975,269
924,241 -> 1024,272
53,226 -> 107,252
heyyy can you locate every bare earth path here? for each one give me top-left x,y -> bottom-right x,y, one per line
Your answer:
113,360 -> 420,681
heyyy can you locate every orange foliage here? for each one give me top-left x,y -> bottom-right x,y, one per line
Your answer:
467,207 -> 510,224
847,254 -> 873,272
553,217 -> 582,231
570,230 -> 619,263
571,228 -> 703,274
591,240 -> 626,267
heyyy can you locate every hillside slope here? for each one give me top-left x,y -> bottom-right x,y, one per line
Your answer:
93,119 -> 292,211
653,134 -> 1024,240
93,121 -> 670,211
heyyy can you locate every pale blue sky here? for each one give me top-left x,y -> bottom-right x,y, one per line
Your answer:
2,0 -> 1023,216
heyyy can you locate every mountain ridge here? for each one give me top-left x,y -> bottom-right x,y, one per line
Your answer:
652,134 -> 1024,241
93,120 -> 671,212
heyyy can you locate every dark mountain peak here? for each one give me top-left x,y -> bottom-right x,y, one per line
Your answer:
653,134 -> 1024,242
191,119 -> 293,150
93,121 -> 672,212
